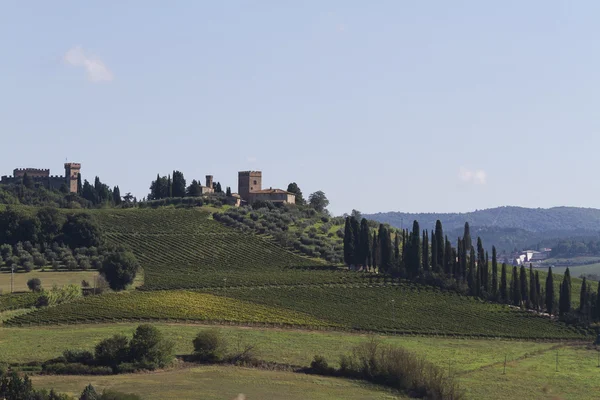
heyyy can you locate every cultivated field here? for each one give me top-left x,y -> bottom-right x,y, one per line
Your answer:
0,271 -> 99,293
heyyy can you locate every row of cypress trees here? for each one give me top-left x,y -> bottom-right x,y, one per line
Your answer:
343,216 -> 600,323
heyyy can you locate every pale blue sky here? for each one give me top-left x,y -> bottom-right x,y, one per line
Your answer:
1,1 -> 599,215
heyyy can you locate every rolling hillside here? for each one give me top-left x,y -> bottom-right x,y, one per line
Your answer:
3,207 -> 591,340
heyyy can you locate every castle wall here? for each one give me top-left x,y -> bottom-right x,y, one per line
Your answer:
248,192 -> 296,204
13,168 -> 50,178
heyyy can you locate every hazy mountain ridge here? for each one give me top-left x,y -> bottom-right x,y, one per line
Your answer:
365,206 -> 600,233
365,206 -> 600,252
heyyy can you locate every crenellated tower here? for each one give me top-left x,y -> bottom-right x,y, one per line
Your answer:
64,163 -> 81,193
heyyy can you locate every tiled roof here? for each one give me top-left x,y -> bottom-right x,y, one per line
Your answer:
251,188 -> 293,194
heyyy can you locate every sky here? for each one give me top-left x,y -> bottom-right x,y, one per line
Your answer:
1,1 -> 600,216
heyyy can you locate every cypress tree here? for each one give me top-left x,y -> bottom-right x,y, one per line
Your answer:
491,246 -> 498,298
167,175 -> 172,198
444,236 -> 453,277
77,173 -> 82,195
511,266 -> 521,306
351,217 -> 361,266
359,219 -> 371,268
431,231 -> 438,273
500,263 -> 508,302
113,186 -> 121,205
545,267 -> 555,315
520,265 -> 528,307
468,247 -> 476,296
579,277 -> 587,313
529,264 -> 537,310
422,230 -> 429,272
458,238 -> 467,281
559,268 -> 572,316
343,217 -> 355,267
408,221 -> 421,278
435,220 -> 444,272
484,251 -> 489,293
371,232 -> 378,271
463,222 -> 472,253
476,238 -> 485,293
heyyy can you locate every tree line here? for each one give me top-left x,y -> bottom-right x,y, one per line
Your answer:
343,216 -> 600,325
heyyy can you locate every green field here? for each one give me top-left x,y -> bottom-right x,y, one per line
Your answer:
31,365 -> 405,400
0,271 -> 99,293
553,263 -> 600,278
1,323 -> 597,399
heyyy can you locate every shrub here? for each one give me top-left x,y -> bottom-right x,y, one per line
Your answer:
99,250 -> 139,291
128,324 -> 174,369
42,362 -> 112,375
193,329 -> 227,362
22,261 -> 34,272
94,335 -> 130,368
310,355 -> 334,375
63,349 -> 94,365
27,278 -> 42,292
36,284 -> 82,307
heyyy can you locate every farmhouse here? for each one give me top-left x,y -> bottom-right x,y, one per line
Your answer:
237,171 -> 295,205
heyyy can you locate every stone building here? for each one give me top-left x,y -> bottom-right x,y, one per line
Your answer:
1,163 -> 81,193
237,171 -> 295,205
199,175 -> 215,195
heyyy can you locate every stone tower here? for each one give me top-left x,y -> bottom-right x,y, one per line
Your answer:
64,163 -> 81,193
205,175 -> 213,189
238,171 -> 262,201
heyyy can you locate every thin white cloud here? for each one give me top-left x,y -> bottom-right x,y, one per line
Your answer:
458,167 -> 487,185
64,46 -> 113,82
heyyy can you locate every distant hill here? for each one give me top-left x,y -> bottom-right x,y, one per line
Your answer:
364,206 -> 600,252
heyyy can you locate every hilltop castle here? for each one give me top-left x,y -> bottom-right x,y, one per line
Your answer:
237,171 -> 295,205
0,163 -> 81,193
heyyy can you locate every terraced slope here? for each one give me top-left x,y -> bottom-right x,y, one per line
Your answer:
92,208 -> 363,289
6,285 -> 589,339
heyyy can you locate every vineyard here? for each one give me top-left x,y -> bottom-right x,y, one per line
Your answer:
0,292 -> 37,312
91,208 -> 371,289
3,290 -> 330,327
4,284 -> 590,339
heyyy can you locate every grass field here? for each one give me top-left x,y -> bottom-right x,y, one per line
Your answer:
1,323 -> 597,399
553,263 -> 600,278
0,323 -> 559,370
0,271 -> 99,293
31,365 -> 405,400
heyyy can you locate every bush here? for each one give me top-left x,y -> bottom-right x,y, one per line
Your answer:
63,349 -> 94,365
334,339 -> 464,399
193,329 -> 227,362
99,250 -> 139,291
27,278 -> 42,292
310,355 -> 334,375
36,284 -> 82,307
94,334 -> 130,368
42,362 -> 112,375
128,324 -> 174,368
